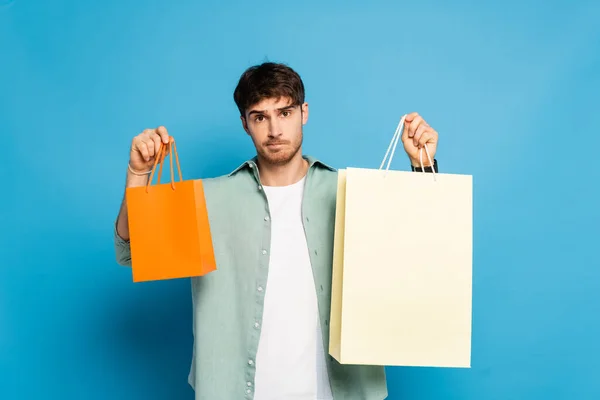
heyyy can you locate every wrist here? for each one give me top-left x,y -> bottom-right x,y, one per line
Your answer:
410,158 -> 434,168
128,162 -> 152,175
126,165 -> 151,188
411,158 -> 438,172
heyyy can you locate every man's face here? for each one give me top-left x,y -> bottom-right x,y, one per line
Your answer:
241,96 -> 309,166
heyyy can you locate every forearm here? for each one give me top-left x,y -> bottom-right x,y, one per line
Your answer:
115,169 -> 151,241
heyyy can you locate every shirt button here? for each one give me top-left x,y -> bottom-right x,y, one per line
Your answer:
247,382 -> 252,387
248,359 -> 254,365
262,249 -> 267,255
246,389 -> 251,394
258,185 -> 262,191
264,215 -> 270,221
254,322 -> 260,329
257,286 -> 263,292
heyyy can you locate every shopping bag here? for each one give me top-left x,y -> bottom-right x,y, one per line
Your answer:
329,115 -> 472,367
125,138 -> 216,282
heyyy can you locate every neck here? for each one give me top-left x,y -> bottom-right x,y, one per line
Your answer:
257,151 -> 308,187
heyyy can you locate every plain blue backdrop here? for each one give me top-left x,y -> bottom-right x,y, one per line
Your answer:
2,0 -> 599,399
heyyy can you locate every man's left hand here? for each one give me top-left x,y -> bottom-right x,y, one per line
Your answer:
401,112 -> 439,167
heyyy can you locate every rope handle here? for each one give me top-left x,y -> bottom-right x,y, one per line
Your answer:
379,114 -> 437,181
146,137 -> 183,193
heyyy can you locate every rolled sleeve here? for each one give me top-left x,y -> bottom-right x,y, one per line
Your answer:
114,221 -> 132,266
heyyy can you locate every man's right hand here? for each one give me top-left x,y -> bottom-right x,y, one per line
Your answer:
129,126 -> 171,174
117,126 -> 171,242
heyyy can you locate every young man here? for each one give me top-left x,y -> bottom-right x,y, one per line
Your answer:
114,62 -> 439,400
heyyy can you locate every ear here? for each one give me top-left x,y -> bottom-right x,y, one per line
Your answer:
301,102 -> 309,126
240,115 -> 250,135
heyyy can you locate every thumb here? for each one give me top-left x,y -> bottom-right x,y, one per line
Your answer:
401,116 -> 410,143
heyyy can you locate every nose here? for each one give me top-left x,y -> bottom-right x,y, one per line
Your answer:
268,117 -> 282,138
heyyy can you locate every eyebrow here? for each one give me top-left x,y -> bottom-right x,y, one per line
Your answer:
247,105 -> 296,116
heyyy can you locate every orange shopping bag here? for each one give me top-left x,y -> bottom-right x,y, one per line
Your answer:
125,137 -> 216,282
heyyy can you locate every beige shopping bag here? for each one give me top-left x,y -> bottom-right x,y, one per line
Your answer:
329,115 -> 473,367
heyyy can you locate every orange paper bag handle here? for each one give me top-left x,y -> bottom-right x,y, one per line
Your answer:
147,137 -> 183,193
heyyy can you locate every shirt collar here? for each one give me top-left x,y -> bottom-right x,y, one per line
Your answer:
227,154 -> 336,177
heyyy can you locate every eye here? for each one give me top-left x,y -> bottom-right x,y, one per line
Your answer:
281,110 -> 291,117
255,115 -> 264,122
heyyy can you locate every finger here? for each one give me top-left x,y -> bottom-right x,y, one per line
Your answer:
403,114 -> 416,138
142,128 -> 155,139
136,141 -> 151,162
413,123 -> 429,147
404,112 -> 419,123
401,120 -> 409,142
156,126 -> 170,144
408,116 -> 424,138
417,130 -> 437,149
144,137 -> 156,158
151,134 -> 162,157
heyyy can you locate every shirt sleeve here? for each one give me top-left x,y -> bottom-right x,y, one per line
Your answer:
114,221 -> 132,266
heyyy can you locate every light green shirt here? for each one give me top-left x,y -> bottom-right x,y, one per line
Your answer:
114,155 -> 390,399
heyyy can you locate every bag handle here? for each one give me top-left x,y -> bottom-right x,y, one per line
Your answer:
379,114 -> 436,180
146,137 -> 183,193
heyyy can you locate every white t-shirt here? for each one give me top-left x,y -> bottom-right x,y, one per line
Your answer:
253,176 -> 333,400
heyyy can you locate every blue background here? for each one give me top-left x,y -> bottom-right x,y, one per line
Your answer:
2,0 -> 599,399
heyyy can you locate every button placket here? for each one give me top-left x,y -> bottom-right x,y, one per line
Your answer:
246,174 -> 269,398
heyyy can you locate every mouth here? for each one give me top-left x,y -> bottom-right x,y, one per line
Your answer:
266,142 -> 288,147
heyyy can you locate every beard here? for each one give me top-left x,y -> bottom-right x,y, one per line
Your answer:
258,130 -> 303,166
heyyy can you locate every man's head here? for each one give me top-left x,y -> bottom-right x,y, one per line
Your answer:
233,62 -> 308,166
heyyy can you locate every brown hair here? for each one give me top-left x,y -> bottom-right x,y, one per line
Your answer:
233,62 -> 305,117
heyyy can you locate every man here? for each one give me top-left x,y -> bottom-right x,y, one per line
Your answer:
114,62 -> 439,399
